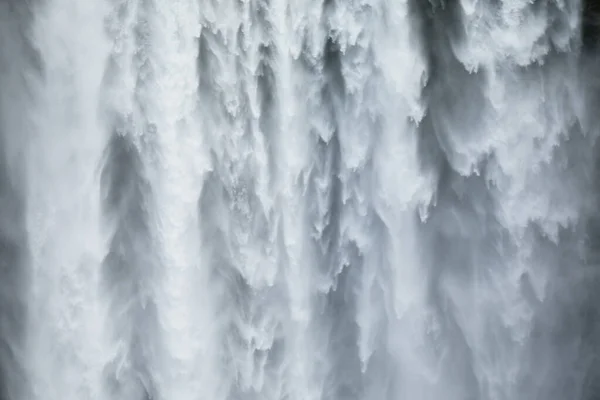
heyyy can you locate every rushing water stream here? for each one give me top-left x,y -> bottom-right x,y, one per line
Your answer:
1,0 -> 600,399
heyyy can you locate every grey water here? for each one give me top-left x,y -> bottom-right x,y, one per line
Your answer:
1,0 -> 600,399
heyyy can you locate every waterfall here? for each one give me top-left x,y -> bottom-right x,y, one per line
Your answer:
0,0 -> 599,399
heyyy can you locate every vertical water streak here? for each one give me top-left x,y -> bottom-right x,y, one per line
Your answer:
100,1 -> 165,398
129,1 -> 219,398
197,0 -> 286,397
22,1 -> 113,399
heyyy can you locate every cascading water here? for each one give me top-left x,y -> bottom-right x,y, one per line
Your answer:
1,0 -> 600,399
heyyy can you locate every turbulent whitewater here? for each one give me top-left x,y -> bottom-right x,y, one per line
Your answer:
1,0 -> 600,399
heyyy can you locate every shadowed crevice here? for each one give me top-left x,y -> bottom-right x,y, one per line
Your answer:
100,132 -> 158,400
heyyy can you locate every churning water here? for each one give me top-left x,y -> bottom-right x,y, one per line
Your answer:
1,0 -> 600,399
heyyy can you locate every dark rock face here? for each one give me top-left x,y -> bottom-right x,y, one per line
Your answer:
583,0 -> 600,49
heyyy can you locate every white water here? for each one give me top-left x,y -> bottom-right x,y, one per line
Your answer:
0,0 -> 599,399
